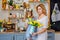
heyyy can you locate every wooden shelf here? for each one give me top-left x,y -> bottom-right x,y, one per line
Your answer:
29,0 -> 49,3
8,17 -> 24,20
1,9 -> 24,11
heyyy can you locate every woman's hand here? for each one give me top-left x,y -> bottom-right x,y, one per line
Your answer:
32,33 -> 37,36
36,28 -> 47,34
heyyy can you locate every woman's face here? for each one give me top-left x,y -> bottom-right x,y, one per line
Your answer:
37,6 -> 42,15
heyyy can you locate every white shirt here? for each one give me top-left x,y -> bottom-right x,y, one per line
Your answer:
36,16 -> 48,40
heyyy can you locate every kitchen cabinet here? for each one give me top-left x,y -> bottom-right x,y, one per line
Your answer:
0,32 -> 26,40
15,33 -> 26,40
0,34 -> 13,40
0,30 -> 55,40
48,32 -> 55,40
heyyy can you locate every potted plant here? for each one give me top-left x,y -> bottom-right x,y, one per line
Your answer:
8,0 -> 14,10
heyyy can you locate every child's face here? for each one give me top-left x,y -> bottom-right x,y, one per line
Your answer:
27,12 -> 31,17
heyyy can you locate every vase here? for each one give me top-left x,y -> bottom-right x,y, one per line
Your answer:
29,25 -> 37,34
29,25 -> 35,34
26,24 -> 37,38
26,24 -> 37,34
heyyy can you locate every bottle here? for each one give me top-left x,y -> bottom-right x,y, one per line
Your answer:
6,3 -> 9,10
8,0 -> 13,10
2,19 -> 7,28
34,0 -> 38,2
40,0 -> 45,2
16,3 -> 20,10
29,0 -> 34,2
2,0 -> 7,10
23,2 -> 26,9
16,13 -> 19,18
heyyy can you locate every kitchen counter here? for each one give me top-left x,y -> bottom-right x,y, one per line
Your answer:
55,32 -> 60,33
0,29 -> 55,33
0,32 -> 25,34
0,29 -> 55,40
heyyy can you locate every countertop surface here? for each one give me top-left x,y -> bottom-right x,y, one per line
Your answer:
0,29 -> 55,34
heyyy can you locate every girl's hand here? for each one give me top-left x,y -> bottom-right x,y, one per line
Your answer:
32,33 -> 37,36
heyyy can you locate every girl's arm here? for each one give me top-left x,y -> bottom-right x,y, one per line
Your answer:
24,19 -> 29,29
25,23 -> 28,29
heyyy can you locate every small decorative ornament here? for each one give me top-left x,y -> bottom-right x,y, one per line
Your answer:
12,14 -> 16,18
34,0 -> 39,2
40,0 -> 45,2
15,3 -> 20,10
9,6 -> 14,10
29,0 -> 34,2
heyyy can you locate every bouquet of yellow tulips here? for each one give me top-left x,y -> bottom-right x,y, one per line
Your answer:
28,18 -> 43,28
26,18 -> 43,35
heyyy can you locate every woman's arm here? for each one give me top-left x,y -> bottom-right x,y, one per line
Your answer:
36,28 -> 47,34
32,16 -> 48,36
32,28 -> 47,36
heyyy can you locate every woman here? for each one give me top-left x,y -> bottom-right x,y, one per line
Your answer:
32,4 -> 48,40
25,9 -> 34,40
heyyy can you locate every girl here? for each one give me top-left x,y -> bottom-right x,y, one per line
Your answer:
25,9 -> 35,40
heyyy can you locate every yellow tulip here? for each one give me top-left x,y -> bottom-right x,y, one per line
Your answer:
0,20 -> 3,22
38,26 -> 40,28
33,21 -> 37,24
28,21 -> 32,24
40,24 -> 43,27
28,20 -> 44,28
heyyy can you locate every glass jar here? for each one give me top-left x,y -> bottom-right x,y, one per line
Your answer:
2,0 -> 7,10
15,3 -> 20,10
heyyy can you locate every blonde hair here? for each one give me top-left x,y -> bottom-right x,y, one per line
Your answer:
36,4 -> 47,16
